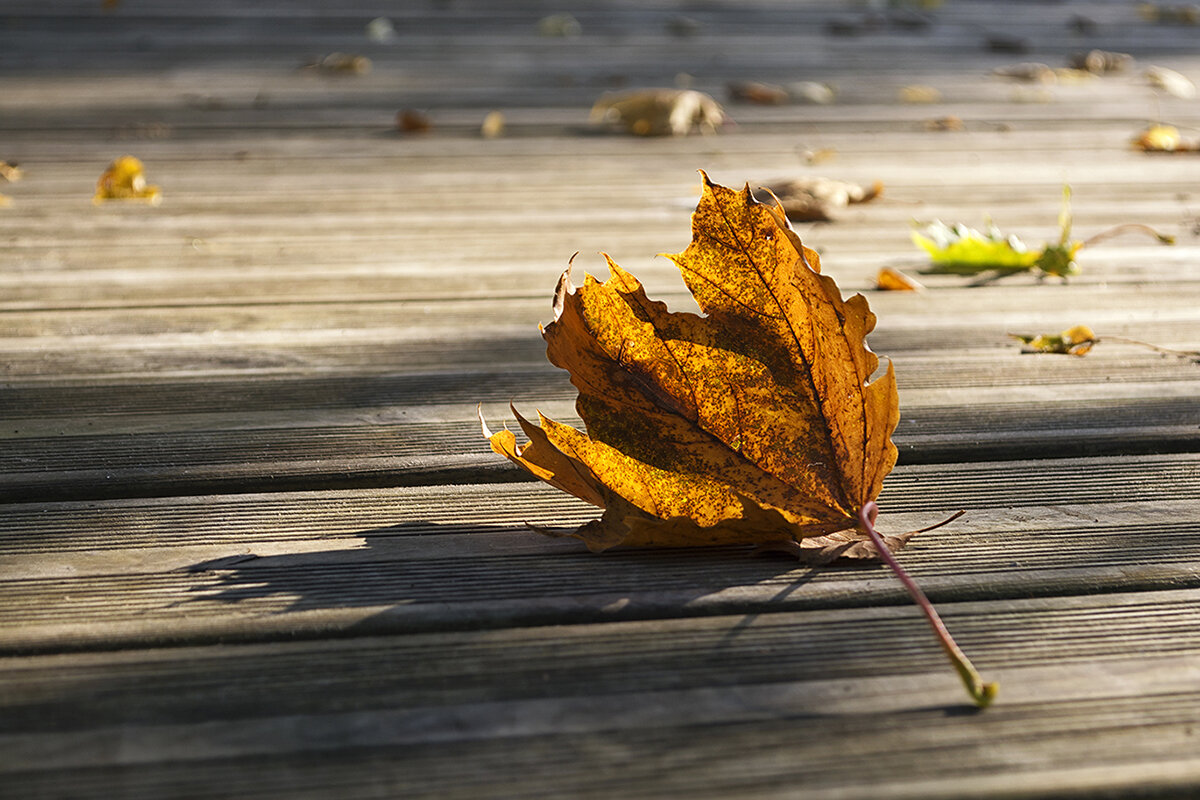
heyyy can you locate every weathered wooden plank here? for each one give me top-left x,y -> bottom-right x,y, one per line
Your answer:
4,590 -> 1200,798
1,1 -> 1197,78
2,290 -> 1198,345
3,327 -> 1196,383
4,345 -> 1197,421
1,392 -> 1198,502
5,588 -> 1200,738
1,455 -> 1198,652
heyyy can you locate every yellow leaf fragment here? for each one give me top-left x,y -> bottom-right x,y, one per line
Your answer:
0,161 -> 23,182
590,89 -> 726,136
1134,123 -> 1183,151
480,110 -> 506,139
876,267 -> 924,291
484,174 -> 900,558
912,221 -> 1039,271
93,155 -> 161,205
1010,324 -> 1098,356
914,187 -> 1086,279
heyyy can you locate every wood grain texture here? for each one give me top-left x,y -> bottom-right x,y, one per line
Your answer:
1,0 -> 1199,797
5,591 -> 1200,799
3,456 -> 1199,654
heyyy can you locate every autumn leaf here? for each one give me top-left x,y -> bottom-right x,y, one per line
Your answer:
1010,324 -> 1099,356
1133,123 -> 1196,152
589,89 -> 725,136
914,186 -> 1172,279
876,266 -> 924,291
93,155 -> 161,205
1010,326 -> 1200,360
482,173 -> 995,707
756,177 -> 883,222
488,175 -> 898,554
912,219 -> 1073,275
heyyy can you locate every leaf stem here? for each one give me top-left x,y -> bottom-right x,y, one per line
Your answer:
1081,223 -> 1175,248
1097,334 -> 1200,361
859,501 -> 997,708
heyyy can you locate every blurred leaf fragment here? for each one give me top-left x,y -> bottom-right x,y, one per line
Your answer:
481,111 -> 506,139
727,81 -> 789,105
1132,123 -> 1193,152
365,17 -> 395,42
396,109 -> 432,134
1069,49 -> 1132,74
914,187 -> 1172,278
304,53 -> 371,75
1010,325 -> 1098,356
1146,65 -> 1197,98
992,62 -> 1056,83
899,85 -> 941,103
590,89 -> 725,136
876,267 -> 924,291
93,155 -> 161,205
537,14 -> 581,37
0,161 -> 24,182
756,177 -> 883,222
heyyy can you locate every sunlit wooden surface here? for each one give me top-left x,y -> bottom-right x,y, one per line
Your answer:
3,2 -> 1200,797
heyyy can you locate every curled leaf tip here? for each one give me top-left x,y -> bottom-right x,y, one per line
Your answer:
552,262 -> 575,322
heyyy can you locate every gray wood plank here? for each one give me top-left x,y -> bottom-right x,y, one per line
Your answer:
2,392 -> 1198,502
2,455 -> 1198,653
4,590 -> 1200,799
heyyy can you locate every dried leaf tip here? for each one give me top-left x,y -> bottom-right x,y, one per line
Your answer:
477,404 -> 494,438
552,254 -> 579,323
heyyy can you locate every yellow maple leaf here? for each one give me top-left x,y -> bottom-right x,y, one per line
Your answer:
483,173 -> 995,707
487,174 -> 898,557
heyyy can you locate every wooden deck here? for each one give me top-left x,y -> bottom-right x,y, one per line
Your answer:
3,1 -> 1200,797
